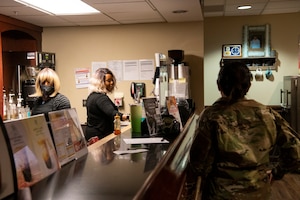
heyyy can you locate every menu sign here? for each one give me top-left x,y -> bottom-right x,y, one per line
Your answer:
4,115 -> 60,189
48,108 -> 88,166
143,97 -> 163,136
166,96 -> 183,131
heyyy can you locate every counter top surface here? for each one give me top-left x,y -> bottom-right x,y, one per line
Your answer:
29,126 -> 169,200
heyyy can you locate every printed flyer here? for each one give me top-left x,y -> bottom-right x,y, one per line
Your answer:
4,115 -> 60,189
48,108 -> 88,166
142,97 -> 163,136
166,96 -> 183,131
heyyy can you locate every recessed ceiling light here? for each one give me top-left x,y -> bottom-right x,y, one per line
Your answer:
14,0 -> 100,15
172,10 -> 188,14
237,5 -> 252,10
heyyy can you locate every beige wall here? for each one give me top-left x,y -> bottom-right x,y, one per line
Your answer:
42,22 -> 204,123
204,12 -> 300,106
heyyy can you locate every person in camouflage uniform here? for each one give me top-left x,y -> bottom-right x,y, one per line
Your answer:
189,62 -> 300,199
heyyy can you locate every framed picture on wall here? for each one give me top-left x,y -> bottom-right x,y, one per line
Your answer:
0,117 -> 18,200
242,24 -> 271,57
222,44 -> 242,57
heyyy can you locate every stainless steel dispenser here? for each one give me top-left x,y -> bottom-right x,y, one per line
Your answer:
280,75 -> 300,133
168,50 -> 191,99
20,52 -> 56,108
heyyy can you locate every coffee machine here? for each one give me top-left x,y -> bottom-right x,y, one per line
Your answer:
153,50 -> 194,126
167,50 -> 193,126
20,52 -> 55,108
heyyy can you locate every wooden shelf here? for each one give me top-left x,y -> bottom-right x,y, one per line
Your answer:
221,57 -> 277,71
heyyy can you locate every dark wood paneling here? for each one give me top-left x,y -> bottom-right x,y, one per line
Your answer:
0,14 -> 42,117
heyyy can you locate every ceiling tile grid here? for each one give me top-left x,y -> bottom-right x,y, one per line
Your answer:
0,0 -> 298,27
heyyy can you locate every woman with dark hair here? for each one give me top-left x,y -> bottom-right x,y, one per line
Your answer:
85,68 -> 129,142
189,62 -> 300,199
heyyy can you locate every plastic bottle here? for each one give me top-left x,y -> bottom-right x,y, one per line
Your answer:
25,106 -> 31,118
114,113 -> 121,149
17,93 -> 23,119
114,113 -> 121,135
8,92 -> 17,119
2,88 -> 8,120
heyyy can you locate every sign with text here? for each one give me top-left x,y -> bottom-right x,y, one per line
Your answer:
4,115 -> 60,189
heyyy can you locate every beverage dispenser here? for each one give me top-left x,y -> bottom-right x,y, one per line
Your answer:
167,50 -> 190,99
153,50 -> 194,126
167,50 -> 193,126
21,52 -> 55,108
2,52 -> 55,120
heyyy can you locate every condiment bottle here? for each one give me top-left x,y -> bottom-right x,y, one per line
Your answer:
3,88 -> 7,120
114,113 -> 121,149
114,113 -> 121,135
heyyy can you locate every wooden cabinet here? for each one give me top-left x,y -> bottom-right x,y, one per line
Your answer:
221,57 -> 277,71
0,14 -> 42,116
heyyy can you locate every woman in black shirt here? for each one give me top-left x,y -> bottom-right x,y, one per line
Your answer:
85,68 -> 128,141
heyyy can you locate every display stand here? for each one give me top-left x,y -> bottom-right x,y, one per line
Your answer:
143,97 -> 163,136
48,108 -> 88,166
0,117 -> 18,199
4,115 -> 60,189
166,96 -> 183,130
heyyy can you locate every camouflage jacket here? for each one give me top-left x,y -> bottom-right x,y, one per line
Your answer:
190,97 -> 300,200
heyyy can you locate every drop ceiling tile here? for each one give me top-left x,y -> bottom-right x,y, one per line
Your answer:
15,15 -> 76,27
204,0 -> 225,6
92,2 -> 154,13
204,11 -> 224,17
225,3 -> 266,12
151,0 -> 203,21
84,0 -> 143,3
110,11 -> 164,23
263,7 -> 300,15
266,1 -> 300,9
0,5 -> 46,16
226,0 -> 268,4
60,14 -> 115,23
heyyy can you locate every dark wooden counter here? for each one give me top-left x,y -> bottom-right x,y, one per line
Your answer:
134,112 -> 200,200
15,112 -> 200,200
22,126 -> 169,200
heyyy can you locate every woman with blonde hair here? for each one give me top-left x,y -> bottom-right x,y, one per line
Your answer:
30,67 -> 71,119
85,68 -> 129,142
